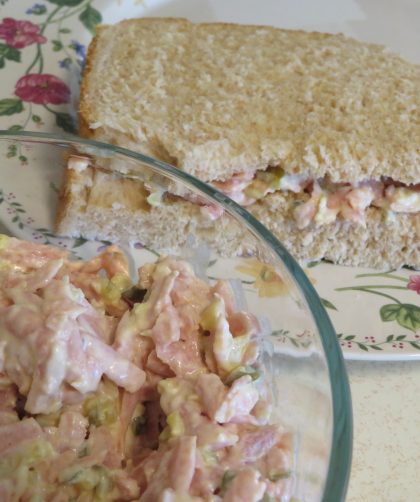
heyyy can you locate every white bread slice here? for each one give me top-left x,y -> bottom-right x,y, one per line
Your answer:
80,18 -> 420,184
56,164 -> 419,270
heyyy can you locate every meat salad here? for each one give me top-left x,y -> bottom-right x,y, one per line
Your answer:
0,235 -> 293,502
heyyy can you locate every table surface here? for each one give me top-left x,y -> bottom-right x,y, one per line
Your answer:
346,360 -> 420,501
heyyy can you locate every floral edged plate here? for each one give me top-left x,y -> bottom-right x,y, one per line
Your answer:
0,0 -> 419,360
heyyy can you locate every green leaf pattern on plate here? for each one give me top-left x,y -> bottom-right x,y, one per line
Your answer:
337,271 -> 420,337
79,5 -> 102,34
0,99 -> 23,116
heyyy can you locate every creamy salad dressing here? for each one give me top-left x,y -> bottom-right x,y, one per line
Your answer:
210,169 -> 420,227
0,236 -> 293,501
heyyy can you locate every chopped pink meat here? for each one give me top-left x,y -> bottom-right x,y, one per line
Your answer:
61,246 -> 131,314
258,445 -> 294,500
326,185 -> 351,210
152,304 -> 181,347
0,412 -> 17,426
43,449 -> 77,485
0,417 -> 43,456
196,373 -> 226,420
384,185 -> 420,212
242,342 -> 259,367
294,197 -> 318,229
196,374 -> 259,423
212,172 -> 257,206
1,275 -> 144,414
3,258 -> 63,292
147,271 -> 179,324
190,460 -> 223,498
159,378 -> 239,451
229,424 -> 281,464
140,436 -> 197,501
0,481 -> 14,502
228,312 -> 261,338
152,279 -> 207,376
0,236 -> 67,272
64,245 -> 129,278
347,185 -> 377,211
137,457 -> 165,499
171,274 -> 212,319
54,410 -> 88,452
194,419 -> 239,450
287,185 -> 310,226
258,443 -> 291,476
1,297 -> 51,399
169,436 -> 197,492
114,325 -> 154,368
212,172 -> 255,194
201,203 -> 225,220
138,371 -> 162,402
223,468 -> 266,502
211,280 -> 236,317
65,323 -> 103,394
156,332 -> 205,377
339,202 -> 365,225
146,349 -> 175,377
83,334 -> 145,393
84,425 -> 123,469
112,470 -> 140,500
114,269 -> 178,344
0,381 -> 18,425
137,262 -> 156,289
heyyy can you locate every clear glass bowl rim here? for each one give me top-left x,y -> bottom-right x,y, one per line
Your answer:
0,130 -> 353,501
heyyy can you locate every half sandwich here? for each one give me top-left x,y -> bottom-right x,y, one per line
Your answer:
56,18 -> 420,269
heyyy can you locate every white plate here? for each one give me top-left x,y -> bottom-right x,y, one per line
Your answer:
0,0 -> 419,360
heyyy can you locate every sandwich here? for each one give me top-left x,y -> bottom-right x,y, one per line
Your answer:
56,18 -> 420,269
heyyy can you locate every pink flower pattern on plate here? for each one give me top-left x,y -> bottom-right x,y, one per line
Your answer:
0,18 -> 47,49
408,275 -> 420,295
15,74 -> 71,105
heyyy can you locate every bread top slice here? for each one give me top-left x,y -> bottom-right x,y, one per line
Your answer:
80,17 -> 420,184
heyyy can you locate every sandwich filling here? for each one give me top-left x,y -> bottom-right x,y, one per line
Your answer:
67,156 -> 419,228
209,167 -> 420,227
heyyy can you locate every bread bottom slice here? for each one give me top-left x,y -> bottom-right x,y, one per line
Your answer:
56,166 -> 249,256
249,192 -> 419,269
56,167 -> 419,270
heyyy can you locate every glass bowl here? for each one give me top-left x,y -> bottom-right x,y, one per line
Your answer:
0,130 -> 352,501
